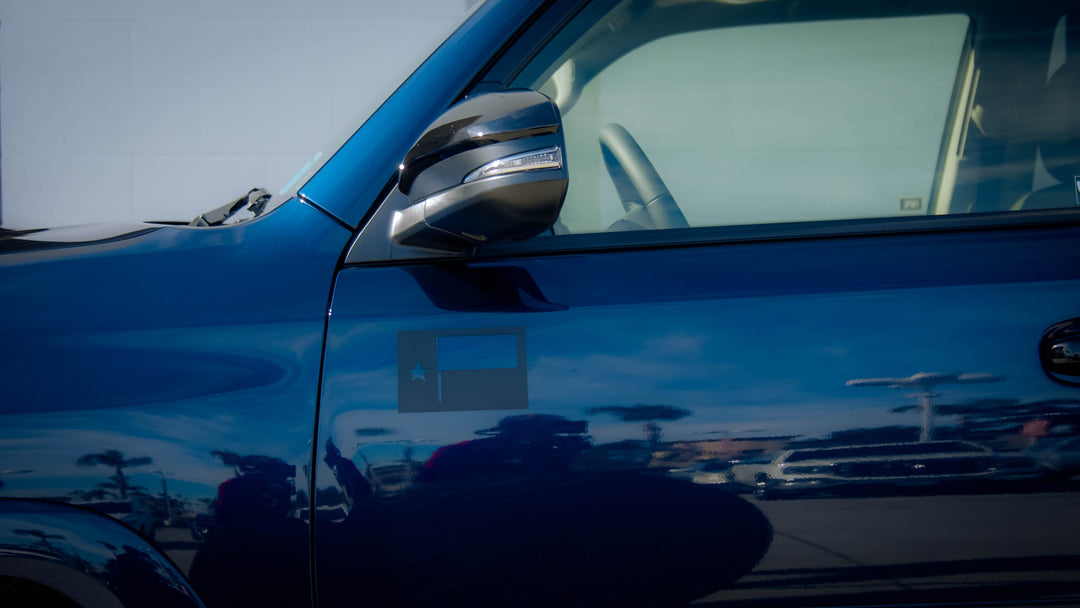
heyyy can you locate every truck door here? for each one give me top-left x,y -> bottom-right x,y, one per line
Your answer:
314,1 -> 1080,606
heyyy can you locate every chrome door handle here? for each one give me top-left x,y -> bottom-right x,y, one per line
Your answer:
1041,318 -> 1080,386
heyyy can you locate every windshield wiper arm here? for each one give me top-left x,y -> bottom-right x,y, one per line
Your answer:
190,187 -> 272,227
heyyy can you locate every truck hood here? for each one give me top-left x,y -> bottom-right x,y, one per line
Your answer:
0,223 -> 161,254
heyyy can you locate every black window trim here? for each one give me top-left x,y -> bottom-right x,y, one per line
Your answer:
344,206 -> 1080,267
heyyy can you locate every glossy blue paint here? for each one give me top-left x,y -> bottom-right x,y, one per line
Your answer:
316,224 -> 1080,607
3,0 -> 1080,606
0,199 -> 351,607
0,499 -> 204,608
297,0 -> 543,228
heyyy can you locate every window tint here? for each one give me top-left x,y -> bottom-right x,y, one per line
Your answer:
513,1 -> 1079,236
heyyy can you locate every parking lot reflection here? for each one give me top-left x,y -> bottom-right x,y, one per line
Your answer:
315,413 -> 773,608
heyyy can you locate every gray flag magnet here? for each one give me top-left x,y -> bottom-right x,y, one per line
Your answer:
398,326 -> 527,413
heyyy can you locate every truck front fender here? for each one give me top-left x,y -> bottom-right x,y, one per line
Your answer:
0,499 -> 205,608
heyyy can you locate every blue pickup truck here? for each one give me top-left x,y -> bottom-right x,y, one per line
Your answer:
3,0 -> 1080,606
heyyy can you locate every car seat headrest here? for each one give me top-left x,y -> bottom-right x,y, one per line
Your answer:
1039,60 -> 1080,182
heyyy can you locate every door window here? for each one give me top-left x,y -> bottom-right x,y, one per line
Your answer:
510,2 -> 1077,236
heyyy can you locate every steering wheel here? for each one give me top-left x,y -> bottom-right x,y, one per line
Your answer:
599,123 -> 689,230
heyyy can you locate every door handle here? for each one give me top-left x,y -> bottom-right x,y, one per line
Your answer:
1040,318 -> 1080,386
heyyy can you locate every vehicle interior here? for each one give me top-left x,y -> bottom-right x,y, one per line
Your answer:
511,0 -> 1079,235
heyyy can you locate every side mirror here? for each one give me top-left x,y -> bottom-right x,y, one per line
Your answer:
392,90 -> 568,252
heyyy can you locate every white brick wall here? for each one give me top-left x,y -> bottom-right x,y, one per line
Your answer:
0,0 -> 471,228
